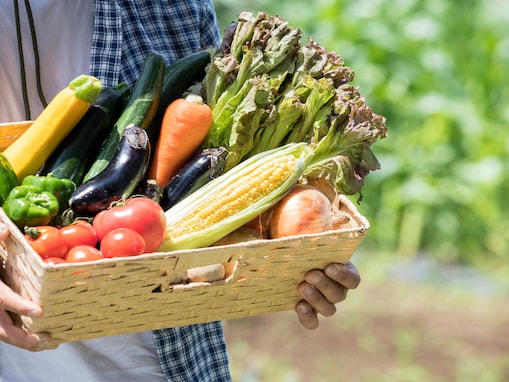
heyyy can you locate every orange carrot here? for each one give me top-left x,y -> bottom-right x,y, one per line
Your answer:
147,94 -> 213,189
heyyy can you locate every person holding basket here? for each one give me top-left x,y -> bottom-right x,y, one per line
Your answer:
0,1 -> 361,381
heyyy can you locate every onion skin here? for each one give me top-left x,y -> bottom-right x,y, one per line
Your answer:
269,184 -> 334,239
243,212 -> 271,238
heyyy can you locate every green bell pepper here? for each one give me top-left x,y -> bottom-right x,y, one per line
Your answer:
22,174 -> 76,213
2,185 -> 59,228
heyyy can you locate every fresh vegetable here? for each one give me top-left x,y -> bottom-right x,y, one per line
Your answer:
3,74 -> 102,183
21,174 -> 76,214
219,21 -> 238,55
100,228 -> 146,258
92,197 -> 166,253
2,185 -> 59,228
243,211 -> 272,239
161,102 -> 383,251
37,84 -> 130,185
72,219 -> 98,236
65,245 -> 104,263
84,53 -> 164,181
161,147 -> 228,210
43,257 -> 67,265
69,125 -> 151,215
200,12 -> 387,196
137,179 -> 164,203
267,184 -> 338,238
24,225 -> 68,259
0,152 -> 18,205
147,94 -> 213,189
159,143 -> 314,251
59,221 -> 98,249
147,49 -> 214,142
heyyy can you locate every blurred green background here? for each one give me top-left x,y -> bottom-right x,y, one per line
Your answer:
211,0 -> 509,381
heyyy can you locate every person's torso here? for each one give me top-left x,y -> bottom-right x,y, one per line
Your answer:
0,3 -> 165,380
0,0 -> 93,122
0,332 -> 166,382
0,1 -> 226,380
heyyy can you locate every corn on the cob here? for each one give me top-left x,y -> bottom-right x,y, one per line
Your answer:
159,143 -> 314,251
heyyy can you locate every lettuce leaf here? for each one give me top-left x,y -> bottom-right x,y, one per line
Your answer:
200,11 -> 387,196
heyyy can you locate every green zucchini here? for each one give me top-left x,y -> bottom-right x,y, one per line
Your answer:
37,84 -> 130,186
147,49 -> 213,143
83,53 -> 165,182
159,49 -> 213,112
0,152 -> 18,205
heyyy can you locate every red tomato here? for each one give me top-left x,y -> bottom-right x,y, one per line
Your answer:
25,226 -> 68,259
60,222 -> 98,249
65,245 -> 104,263
43,257 -> 67,265
100,228 -> 145,258
73,220 -> 98,236
92,197 -> 166,253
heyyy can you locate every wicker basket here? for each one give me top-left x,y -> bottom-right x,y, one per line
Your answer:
0,121 -> 31,151
0,122 -> 370,347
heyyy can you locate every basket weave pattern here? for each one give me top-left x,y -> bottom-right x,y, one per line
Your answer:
0,122 -> 369,347
0,196 -> 368,346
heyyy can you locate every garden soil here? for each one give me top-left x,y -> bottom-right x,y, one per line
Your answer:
224,276 -> 509,381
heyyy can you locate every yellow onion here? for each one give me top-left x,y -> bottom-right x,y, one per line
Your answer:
243,212 -> 272,238
268,184 -> 340,239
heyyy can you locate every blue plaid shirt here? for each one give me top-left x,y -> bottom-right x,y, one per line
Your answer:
90,2 -> 230,381
90,0 -> 221,87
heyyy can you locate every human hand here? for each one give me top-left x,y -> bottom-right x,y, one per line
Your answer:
0,221 -> 9,241
0,221 -> 52,351
295,261 -> 360,330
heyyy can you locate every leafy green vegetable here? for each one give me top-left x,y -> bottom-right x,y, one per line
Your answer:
201,11 -> 387,196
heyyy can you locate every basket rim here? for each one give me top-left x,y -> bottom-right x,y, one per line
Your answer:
1,193 -> 369,272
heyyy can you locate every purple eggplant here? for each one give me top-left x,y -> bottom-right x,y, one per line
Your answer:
69,124 -> 151,215
161,147 -> 228,210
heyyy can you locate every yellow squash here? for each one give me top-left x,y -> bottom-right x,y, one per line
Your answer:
3,74 -> 102,183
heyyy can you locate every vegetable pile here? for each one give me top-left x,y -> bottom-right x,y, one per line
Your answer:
201,11 -> 387,196
0,11 -> 387,263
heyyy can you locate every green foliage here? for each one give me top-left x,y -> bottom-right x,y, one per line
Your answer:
214,0 -> 509,267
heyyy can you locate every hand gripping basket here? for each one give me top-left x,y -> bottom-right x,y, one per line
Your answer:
0,122 -> 370,347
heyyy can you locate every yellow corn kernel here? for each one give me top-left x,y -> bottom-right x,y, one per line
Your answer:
166,154 -> 296,239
